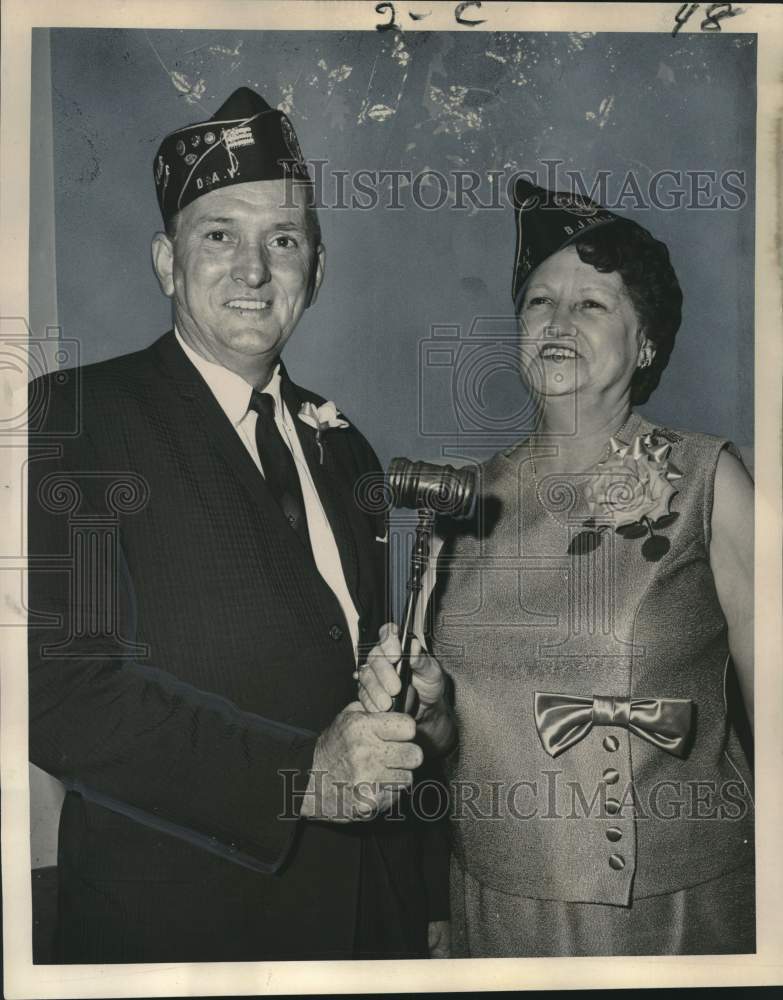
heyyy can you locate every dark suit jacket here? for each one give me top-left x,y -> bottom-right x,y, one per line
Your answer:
27,331 -> 442,963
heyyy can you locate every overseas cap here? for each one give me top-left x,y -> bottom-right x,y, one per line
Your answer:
511,178 -> 619,308
153,87 -> 310,227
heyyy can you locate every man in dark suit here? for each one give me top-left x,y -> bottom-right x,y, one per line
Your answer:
28,87 -> 446,963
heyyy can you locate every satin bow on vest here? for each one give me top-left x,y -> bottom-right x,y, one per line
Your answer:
534,692 -> 693,758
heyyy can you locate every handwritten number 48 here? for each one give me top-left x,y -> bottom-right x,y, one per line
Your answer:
672,3 -> 742,37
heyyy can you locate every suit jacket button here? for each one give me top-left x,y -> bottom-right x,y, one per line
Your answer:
605,798 -> 621,815
609,853 -> 626,870
329,624 -> 344,641
603,735 -> 620,752
603,768 -> 620,784
606,827 -> 623,843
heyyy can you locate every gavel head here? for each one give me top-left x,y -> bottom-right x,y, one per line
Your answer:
386,458 -> 477,518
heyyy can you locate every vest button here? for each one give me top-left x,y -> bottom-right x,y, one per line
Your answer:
603,768 -> 619,784
609,853 -> 626,870
603,734 -> 620,752
606,827 -> 623,843
329,624 -> 344,641
605,798 -> 621,815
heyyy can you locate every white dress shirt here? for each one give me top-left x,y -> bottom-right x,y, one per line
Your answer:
175,329 -> 360,659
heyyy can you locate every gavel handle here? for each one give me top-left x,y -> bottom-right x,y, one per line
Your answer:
391,626 -> 416,713
391,544 -> 429,712
391,508 -> 433,712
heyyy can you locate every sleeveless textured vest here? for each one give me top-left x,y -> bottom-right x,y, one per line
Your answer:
432,413 -> 754,905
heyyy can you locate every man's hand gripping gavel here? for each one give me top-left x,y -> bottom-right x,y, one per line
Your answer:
302,460 -> 474,821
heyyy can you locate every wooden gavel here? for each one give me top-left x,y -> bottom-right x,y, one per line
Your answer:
385,458 -> 477,713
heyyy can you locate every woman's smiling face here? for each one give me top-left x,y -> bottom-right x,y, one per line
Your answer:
517,245 -> 651,405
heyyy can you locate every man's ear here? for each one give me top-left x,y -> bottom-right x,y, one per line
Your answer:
305,244 -> 325,309
151,232 -> 175,298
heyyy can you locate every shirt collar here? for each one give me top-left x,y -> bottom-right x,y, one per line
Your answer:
174,327 -> 284,425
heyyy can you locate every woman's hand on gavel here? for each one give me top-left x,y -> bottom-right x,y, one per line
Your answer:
355,622 -> 445,720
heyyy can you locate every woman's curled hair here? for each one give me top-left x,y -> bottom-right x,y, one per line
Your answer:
573,219 -> 683,405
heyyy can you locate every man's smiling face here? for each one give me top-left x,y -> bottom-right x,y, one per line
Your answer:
153,179 -> 323,383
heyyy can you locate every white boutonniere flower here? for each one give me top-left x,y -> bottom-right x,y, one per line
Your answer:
298,401 -> 349,464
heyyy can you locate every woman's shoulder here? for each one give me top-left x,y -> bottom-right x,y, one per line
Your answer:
636,416 -> 744,467
475,419 -> 749,483
635,419 -> 753,540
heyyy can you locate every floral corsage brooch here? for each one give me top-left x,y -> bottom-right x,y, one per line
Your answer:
298,401 -> 349,464
577,431 -> 684,562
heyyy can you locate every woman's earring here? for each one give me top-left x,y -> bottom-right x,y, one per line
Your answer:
638,348 -> 653,370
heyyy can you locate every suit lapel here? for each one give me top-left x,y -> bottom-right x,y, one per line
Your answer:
280,372 -> 363,616
151,332 -> 312,556
152,333 -> 366,614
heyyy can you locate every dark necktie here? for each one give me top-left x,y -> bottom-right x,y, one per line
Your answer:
248,390 -> 311,552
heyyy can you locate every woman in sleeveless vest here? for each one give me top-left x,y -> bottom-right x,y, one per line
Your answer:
358,180 -> 754,957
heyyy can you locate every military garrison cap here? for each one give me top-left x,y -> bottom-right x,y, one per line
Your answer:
153,87 -> 310,226
511,178 -> 620,308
